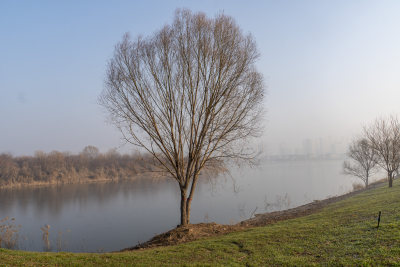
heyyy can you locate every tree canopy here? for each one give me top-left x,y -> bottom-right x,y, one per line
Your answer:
100,9 -> 265,225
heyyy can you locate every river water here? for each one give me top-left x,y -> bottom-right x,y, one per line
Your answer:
0,158 -> 363,252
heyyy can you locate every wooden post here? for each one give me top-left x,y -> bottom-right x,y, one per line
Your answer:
377,211 -> 381,228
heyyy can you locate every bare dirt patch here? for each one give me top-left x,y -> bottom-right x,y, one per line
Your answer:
121,223 -> 244,251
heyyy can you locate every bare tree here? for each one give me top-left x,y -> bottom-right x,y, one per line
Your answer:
343,138 -> 378,188
81,146 -> 100,159
364,116 -> 400,188
99,9 -> 265,225
0,149 -> 157,187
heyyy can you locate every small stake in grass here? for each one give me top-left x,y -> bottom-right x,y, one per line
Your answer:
377,211 -> 381,228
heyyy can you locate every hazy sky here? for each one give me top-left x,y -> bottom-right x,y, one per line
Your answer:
1,0 -> 400,156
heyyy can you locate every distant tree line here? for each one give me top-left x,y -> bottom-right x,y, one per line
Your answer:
343,115 -> 400,188
0,146 -> 158,188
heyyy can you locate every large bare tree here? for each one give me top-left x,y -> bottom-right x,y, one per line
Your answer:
343,138 -> 378,188
364,116 -> 400,188
99,9 -> 265,225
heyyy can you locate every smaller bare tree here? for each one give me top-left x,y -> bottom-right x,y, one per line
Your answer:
343,138 -> 378,188
364,115 -> 400,188
81,146 -> 100,159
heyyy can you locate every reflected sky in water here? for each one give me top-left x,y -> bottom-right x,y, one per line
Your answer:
0,158 -> 366,252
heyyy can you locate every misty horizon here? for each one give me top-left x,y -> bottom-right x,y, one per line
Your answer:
2,1 -> 400,157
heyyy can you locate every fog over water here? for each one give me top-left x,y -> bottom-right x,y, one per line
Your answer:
0,158 -> 382,252
1,1 -> 400,156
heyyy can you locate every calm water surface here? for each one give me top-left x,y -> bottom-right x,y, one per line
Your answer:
0,159 -> 359,252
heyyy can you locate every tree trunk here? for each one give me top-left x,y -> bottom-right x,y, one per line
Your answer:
389,174 -> 393,188
186,198 -> 192,225
179,188 -> 188,226
185,173 -> 199,225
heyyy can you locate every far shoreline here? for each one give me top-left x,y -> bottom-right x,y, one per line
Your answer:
0,174 -> 165,190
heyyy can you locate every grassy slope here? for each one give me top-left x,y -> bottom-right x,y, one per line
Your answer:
1,180 -> 400,266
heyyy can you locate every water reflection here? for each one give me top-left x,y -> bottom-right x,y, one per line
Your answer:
0,178 -> 176,216
0,159 -> 356,252
0,178 -> 181,252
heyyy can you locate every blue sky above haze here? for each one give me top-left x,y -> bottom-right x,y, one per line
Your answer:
1,0 -> 400,155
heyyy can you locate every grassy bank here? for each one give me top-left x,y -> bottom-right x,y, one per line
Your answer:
1,180 -> 399,266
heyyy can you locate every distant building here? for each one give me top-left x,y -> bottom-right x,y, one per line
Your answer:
302,139 -> 313,156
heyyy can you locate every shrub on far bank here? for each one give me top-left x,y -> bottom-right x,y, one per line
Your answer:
0,147 -> 158,188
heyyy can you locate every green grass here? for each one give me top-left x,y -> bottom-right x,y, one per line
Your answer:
1,180 -> 400,266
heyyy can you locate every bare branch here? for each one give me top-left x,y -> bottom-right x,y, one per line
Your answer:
363,115 -> 400,187
99,9 -> 265,225
343,138 -> 378,188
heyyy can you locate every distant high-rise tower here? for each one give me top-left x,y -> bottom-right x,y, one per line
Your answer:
302,139 -> 313,156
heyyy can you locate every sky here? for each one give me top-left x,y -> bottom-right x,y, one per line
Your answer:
1,0 -> 400,156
